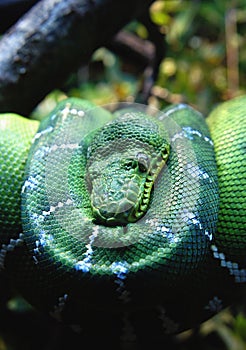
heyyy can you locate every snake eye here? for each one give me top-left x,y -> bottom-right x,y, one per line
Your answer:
137,153 -> 149,173
138,162 -> 148,173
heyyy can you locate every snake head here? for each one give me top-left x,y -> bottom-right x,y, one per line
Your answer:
85,112 -> 170,226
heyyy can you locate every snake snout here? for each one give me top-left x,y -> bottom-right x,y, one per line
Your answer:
89,175 -> 143,226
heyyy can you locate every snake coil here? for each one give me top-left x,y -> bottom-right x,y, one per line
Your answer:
0,96 -> 245,339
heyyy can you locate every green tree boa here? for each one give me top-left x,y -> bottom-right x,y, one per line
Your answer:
0,96 -> 245,339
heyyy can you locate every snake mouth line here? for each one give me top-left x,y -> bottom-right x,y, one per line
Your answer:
129,175 -> 154,222
129,153 -> 169,223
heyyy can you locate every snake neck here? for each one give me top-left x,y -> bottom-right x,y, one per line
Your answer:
85,111 -> 170,226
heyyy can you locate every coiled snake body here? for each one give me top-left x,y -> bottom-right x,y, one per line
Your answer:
0,96 -> 245,338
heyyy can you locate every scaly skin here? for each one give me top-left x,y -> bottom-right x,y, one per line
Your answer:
0,97 -> 245,339
86,111 -> 170,225
206,96 -> 246,263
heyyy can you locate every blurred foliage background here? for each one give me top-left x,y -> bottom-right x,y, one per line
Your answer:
33,0 -> 246,120
1,0 -> 246,349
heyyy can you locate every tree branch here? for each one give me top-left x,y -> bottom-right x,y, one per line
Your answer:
0,0 -> 155,115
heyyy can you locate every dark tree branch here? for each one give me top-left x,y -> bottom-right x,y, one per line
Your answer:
0,0 -> 155,115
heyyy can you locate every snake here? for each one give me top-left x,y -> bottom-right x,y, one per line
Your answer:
0,95 -> 245,340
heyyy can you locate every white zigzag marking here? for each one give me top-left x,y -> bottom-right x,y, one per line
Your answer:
74,225 -> 99,273
205,296 -> 223,313
0,233 -> 24,270
42,198 -> 73,217
171,126 -> 213,146
50,293 -> 68,321
111,261 -> 131,304
211,244 -> 246,283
